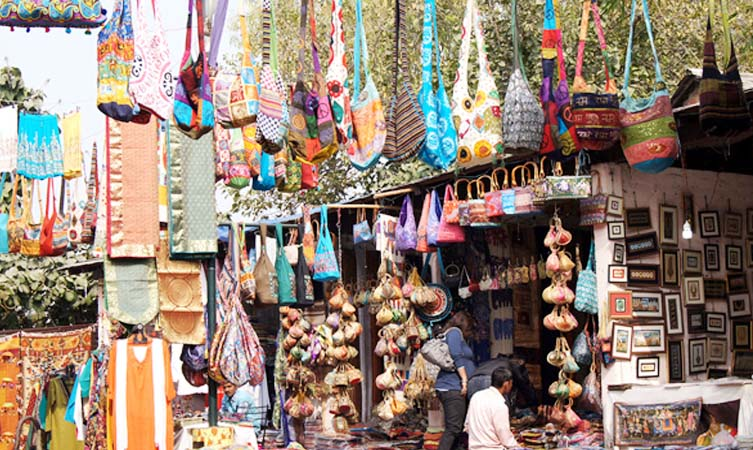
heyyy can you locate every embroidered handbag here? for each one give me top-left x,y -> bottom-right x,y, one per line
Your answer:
395,195 -> 417,251
503,0 -> 544,157
578,171 -> 611,226
353,209 -> 374,245
469,177 -> 497,228
540,0 -> 579,161
382,0 -> 426,162
173,0 -> 214,139
545,156 -> 592,201
256,0 -> 288,155
294,223 -> 315,307
698,0 -> 752,138
252,150 -> 276,191
96,0 -> 136,122
452,0 -> 503,168
415,193 -> 434,253
276,224 -> 297,305
437,185 -> 464,244
426,189 -> 442,247
574,241 -> 598,314
39,178 -> 69,257
253,224 -> 278,305
484,167 -> 508,218
0,0 -> 105,28
512,165 -> 534,214
442,180 -> 463,225
571,0 -> 620,151
313,205 -> 340,282
326,0 -> 354,152
417,0 -> 457,170
619,0 -> 678,174
0,173 -> 7,254
349,0 -> 386,171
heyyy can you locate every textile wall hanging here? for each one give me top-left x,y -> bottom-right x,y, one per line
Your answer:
0,106 -> 17,172
0,0 -> 106,28
0,333 -> 21,446
156,240 -> 206,345
106,117 -> 159,258
168,124 -> 217,259
158,126 -> 169,224
105,256 -> 159,325
61,112 -> 82,179
17,113 -> 63,179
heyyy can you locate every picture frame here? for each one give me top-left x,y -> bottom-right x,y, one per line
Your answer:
625,232 -> 659,259
726,245 -> 743,271
732,321 -> 751,350
706,312 -> 727,334
609,291 -> 633,318
748,239 -> 753,268
636,356 -> 660,378
626,207 -> 652,228
699,210 -> 721,238
683,276 -> 705,306
682,249 -> 703,275
613,242 -> 625,264
659,204 -> 679,246
725,212 -> 743,238
683,193 -> 695,233
607,195 -> 624,218
627,264 -> 660,286
708,368 -> 729,379
614,399 -> 701,446
689,338 -> 708,373
664,293 -> 684,335
687,308 -> 706,334
727,272 -> 748,294
732,350 -> 753,377
661,249 -> 679,287
632,323 -> 666,354
631,291 -> 663,318
748,208 -> 753,236
707,338 -> 728,363
729,293 -> 751,318
608,221 -> 626,240
668,340 -> 684,382
608,265 -> 628,284
611,322 -> 633,360
704,244 -> 720,271
704,278 -> 727,300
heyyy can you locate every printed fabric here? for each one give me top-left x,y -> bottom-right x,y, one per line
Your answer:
104,256 -> 160,325
326,0 -> 354,154
0,106 -> 18,172
0,0 -> 105,28
61,112 -> 83,179
17,113 -> 63,179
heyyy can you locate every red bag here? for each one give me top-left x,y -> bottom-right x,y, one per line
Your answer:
40,179 -> 69,257
436,185 -> 465,244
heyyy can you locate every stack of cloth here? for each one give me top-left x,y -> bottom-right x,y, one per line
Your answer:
423,428 -> 442,450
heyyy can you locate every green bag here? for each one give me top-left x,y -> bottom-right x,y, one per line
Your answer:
275,223 -> 297,305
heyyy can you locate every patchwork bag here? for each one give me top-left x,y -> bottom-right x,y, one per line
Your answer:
256,0 -> 289,155
275,224 -> 297,305
417,0 -> 457,170
313,205 -> 341,282
469,177 -> 497,228
484,167 -> 510,218
571,0 -> 620,151
451,0 -> 503,167
326,0 -> 354,152
253,224 -> 278,305
96,0 -> 136,122
619,0 -> 679,174
0,0 -> 105,28
395,195 -> 417,251
574,241 -> 598,314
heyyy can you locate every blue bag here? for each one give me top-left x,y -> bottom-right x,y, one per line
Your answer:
313,205 -> 340,282
574,241 -> 598,315
253,150 -> 276,191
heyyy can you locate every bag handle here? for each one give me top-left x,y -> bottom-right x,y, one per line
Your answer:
421,0 -> 447,88
476,175 -> 493,198
276,223 -> 285,255
9,173 -> 19,219
308,0 -> 323,76
707,0 -> 732,66
491,167 -> 509,190
575,0 -> 615,93
259,223 -> 267,250
586,240 -> 595,271
45,178 -> 56,220
510,0 -> 528,81
623,0 -> 663,95
456,0 -> 493,95
352,0 -> 371,96
208,0 -> 230,69
181,0 -> 194,58
453,179 -> 470,201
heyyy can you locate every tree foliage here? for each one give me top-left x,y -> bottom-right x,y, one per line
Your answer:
0,66 -> 46,113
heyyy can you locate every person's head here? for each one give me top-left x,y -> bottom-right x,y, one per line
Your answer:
491,367 -> 514,395
223,382 -> 238,397
446,311 -> 474,339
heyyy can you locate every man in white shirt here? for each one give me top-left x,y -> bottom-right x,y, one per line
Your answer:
465,368 -> 520,449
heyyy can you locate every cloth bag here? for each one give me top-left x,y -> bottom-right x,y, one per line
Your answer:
275,224 -> 297,305
313,205 -> 340,282
437,185 -> 465,244
0,173 -> 8,254
253,224 -> 279,305
256,0 -> 289,155
294,223 -> 315,307
484,167 -> 509,218
252,150 -> 276,190
326,0 -> 354,153
39,178 -> 69,257
579,171 -> 616,226
415,193 -> 434,253
20,179 -> 42,257
395,195 -> 417,251
619,0 -> 679,174
426,189 -> 442,247
545,156 -> 592,201
7,174 -> 23,253
353,209 -> 374,245
96,0 -> 137,122
574,241 -> 598,315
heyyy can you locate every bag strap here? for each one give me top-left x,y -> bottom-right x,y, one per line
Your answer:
208,0 -> 230,69
623,0 -> 663,95
543,0 -> 567,84
276,223 -> 284,255
575,0 -> 614,91
420,0 -> 434,88
9,174 -> 19,219
707,0 -> 732,66
510,0 -> 528,81
0,172 -> 6,209
352,0 -> 371,96
585,240 -> 595,271
308,0 -> 323,75
182,0 -> 194,56
261,0 -> 280,72
260,223 -> 267,249
296,0 -> 308,82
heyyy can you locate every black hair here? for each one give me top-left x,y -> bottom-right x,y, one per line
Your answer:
491,367 -> 513,388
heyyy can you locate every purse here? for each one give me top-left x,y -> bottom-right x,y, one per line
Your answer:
415,193 -> 434,253
545,156 -> 592,201
511,165 -> 534,214
275,223 -> 297,305
39,178 -> 68,257
278,150 -> 303,193
382,0 -> 426,162
571,0 -> 620,151
395,195 -> 417,251
469,177 -> 497,228
0,0 -> 105,28
484,167 -> 507,218
283,228 -> 299,265
353,208 -> 375,245
442,181 -> 463,225
574,240 -> 598,314
619,0 -> 679,173
313,205 -> 340,282
326,0 -> 353,151
502,0 -> 544,157
253,224 -> 278,305
436,185 -> 465,245
579,171 -> 611,226
458,266 -> 473,299
7,174 -> 23,253
426,189 -> 444,247
237,225 -> 256,303
96,0 -> 137,122
294,223 -> 315,307
256,0 -> 288,155
417,0 -> 457,170
20,179 -> 41,257
452,0 -> 503,167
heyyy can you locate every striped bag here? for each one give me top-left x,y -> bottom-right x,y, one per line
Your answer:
256,0 -> 288,155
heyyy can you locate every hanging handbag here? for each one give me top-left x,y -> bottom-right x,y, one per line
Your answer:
39,179 -> 69,257
469,177 -> 498,228
20,179 -> 41,257
313,205 -> 341,282
503,0 -> 544,157
256,0 -> 288,155
540,0 -> 579,161
252,149 -> 276,191
302,206 -> 316,269
0,173 -> 8,254
382,0 -> 426,162
579,171 -> 620,226
415,193 -> 435,253
295,223 -> 315,307
237,225 -> 256,303
545,155 -> 592,201
574,240 -> 598,314
452,0 -> 503,167
326,0 -> 354,151
437,185 -> 465,244
349,0 -> 386,171
96,0 -> 137,122
395,195 -> 417,251
278,150 -> 303,193
619,0 -> 679,174
275,223 -> 297,305
253,224 -> 278,305
283,228 -> 299,265
512,165 -> 534,214
7,174 -> 23,253
417,0 -> 457,170
484,167 -> 508,218
173,0 -> 215,139
699,0 -> 752,138
572,320 -> 592,366
353,209 -> 375,245
442,180 -> 465,225
426,189 -> 443,247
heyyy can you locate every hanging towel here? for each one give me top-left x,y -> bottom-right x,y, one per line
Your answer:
17,113 -> 63,179
104,256 -> 159,325
0,105 -> 18,172
61,112 -> 83,179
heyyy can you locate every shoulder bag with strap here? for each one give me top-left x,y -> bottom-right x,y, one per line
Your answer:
39,178 -> 69,257
571,0 -> 620,152
275,224 -> 297,305
574,240 -> 598,315
417,0 -> 457,170
0,173 -> 8,254
451,0 -> 503,168
313,205 -> 341,282
96,0 -> 137,122
253,224 -> 278,305
326,0 -> 354,154
20,179 -> 42,257
256,0 -> 289,155
382,0 -> 426,162
619,0 -> 678,174
7,174 -> 23,253
294,223 -> 315,307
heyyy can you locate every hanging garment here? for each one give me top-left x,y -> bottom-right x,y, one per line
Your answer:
84,350 -> 109,450
489,289 -> 514,358
61,112 -> 83,179
0,106 -> 17,172
157,125 -> 169,223
105,256 -> 160,325
0,174 -> 8,254
156,240 -> 205,345
45,377 -> 83,450
17,113 -> 63,179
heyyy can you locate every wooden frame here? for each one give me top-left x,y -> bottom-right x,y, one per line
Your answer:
708,368 -> 729,379
627,264 -> 660,285
726,244 -> 743,271
614,398 -> 701,446
625,232 -> 659,259
706,312 -> 727,334
732,321 -> 752,350
729,293 -> 752,318
704,243 -> 720,271
631,291 -> 663,319
748,208 -> 753,236
707,338 -> 728,363
608,220 -> 626,240
668,340 -> 684,382
704,278 -> 727,300
632,323 -> 666,354
664,293 -> 683,335
659,204 -> 679,246
689,338 -> 708,374
747,239 -> 753,267
613,242 -> 625,264
609,291 -> 633,318
611,322 -> 633,360
608,265 -> 628,283
682,249 -> 703,275
626,207 -> 652,229
699,210 -> 720,238
732,350 -> 753,377
684,276 -> 705,305
636,356 -> 660,378
727,272 -> 748,294
724,212 -> 743,239
661,249 -> 679,287
687,308 -> 706,334
607,195 -> 624,217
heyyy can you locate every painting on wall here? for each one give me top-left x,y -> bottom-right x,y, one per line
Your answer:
613,398 -> 702,446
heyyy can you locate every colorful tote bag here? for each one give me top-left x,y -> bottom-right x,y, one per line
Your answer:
326,0 -> 354,153
698,0 -> 751,138
417,0 -> 457,170
252,149 -> 276,191
395,195 -> 417,251
0,0 -> 105,28
451,0 -> 503,168
0,173 -> 8,254
294,223 -> 315,307
574,241 -> 598,314
17,113 -> 63,180
7,174 -> 24,253
426,189 -> 442,247
571,0 -> 620,151
382,0 -> 426,162
256,0 -> 289,155
349,0 -> 386,171
275,224 -> 297,305
173,0 -> 214,140
436,185 -> 465,245
39,178 -> 69,257
540,0 -> 580,161
313,205 -> 340,282
619,0 -> 679,174
97,0 -> 136,122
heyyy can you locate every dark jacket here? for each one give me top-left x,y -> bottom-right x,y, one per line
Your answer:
467,356 -> 538,412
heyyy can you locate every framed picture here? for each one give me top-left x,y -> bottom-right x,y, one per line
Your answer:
689,338 -> 708,373
608,221 -> 626,240
704,278 -> 727,300
631,291 -> 663,318
607,195 -> 624,217
683,193 -> 695,233
611,322 -> 633,360
632,324 -> 666,354
708,368 -> 729,379
748,240 -> 753,267
704,244 -> 720,271
687,308 -> 706,334
608,265 -> 628,283
661,249 -> 679,287
609,291 -> 633,318
727,272 -> 748,294
729,293 -> 751,318
706,312 -> 727,334
748,209 -> 753,236
699,210 -> 721,238
636,356 -> 660,378
707,338 -> 728,363
725,212 -> 743,238
664,293 -> 684,335
684,276 -> 705,305
626,207 -> 652,228
659,204 -> 679,246
668,340 -> 684,382
732,350 -> 753,377
625,232 -> 659,259
726,245 -> 743,271
613,243 -> 625,264
627,264 -> 660,285
732,321 -> 752,350
614,399 -> 701,446
682,249 -> 703,275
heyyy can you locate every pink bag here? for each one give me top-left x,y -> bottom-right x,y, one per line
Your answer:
415,193 -> 435,253
437,185 -> 465,244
